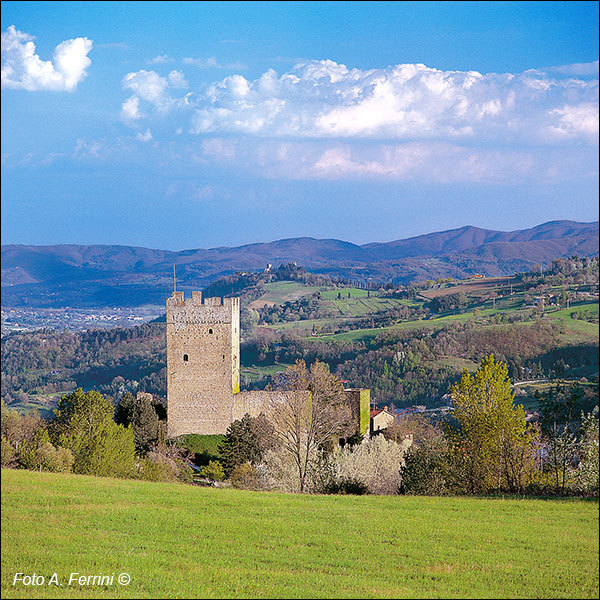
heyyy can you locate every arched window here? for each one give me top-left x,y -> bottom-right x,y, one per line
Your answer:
183,354 -> 189,362
208,328 -> 213,334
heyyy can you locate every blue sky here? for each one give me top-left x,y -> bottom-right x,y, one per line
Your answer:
1,1 -> 598,250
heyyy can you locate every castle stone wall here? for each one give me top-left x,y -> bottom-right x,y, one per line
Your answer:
344,388 -> 371,435
166,290 -> 369,437
233,390 -> 311,422
166,292 -> 240,437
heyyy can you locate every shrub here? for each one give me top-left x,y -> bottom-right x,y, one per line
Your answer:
36,443 -> 74,473
1,437 -> 17,468
333,435 -> 412,495
400,437 -> 450,495
323,477 -> 368,495
202,460 -> 225,482
229,462 -> 263,490
138,457 -> 180,483
140,445 -> 194,483
19,428 -> 74,474
260,447 -> 305,493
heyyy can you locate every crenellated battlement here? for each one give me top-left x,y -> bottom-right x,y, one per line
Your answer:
166,291 -> 240,309
166,292 -> 240,326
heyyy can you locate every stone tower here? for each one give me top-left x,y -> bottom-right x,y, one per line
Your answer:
166,291 -> 240,437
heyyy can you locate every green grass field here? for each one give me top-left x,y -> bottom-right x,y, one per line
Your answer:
327,297 -> 407,317
545,302 -> 599,338
320,288 -> 372,300
249,282 -> 329,307
2,469 -> 598,599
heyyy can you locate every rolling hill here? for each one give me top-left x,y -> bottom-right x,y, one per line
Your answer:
2,220 -> 597,308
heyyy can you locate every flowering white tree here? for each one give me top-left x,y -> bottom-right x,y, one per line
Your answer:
267,360 -> 352,493
334,434 -> 412,495
573,407 -> 599,495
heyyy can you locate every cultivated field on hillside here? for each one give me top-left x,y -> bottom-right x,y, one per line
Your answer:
1,470 -> 598,599
418,276 -> 516,299
248,282 -> 330,308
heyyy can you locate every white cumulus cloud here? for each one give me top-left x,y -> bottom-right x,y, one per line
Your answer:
547,102 -> 599,139
113,58 -> 598,185
1,25 -> 92,91
168,70 -> 188,89
120,69 -> 188,127
121,95 -> 143,124
146,54 -> 174,65
122,70 -> 171,107
189,59 -> 598,144
136,128 -> 153,142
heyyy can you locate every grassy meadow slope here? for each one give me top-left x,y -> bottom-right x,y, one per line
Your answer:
2,469 -> 598,599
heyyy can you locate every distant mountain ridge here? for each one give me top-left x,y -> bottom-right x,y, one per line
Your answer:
2,220 -> 598,308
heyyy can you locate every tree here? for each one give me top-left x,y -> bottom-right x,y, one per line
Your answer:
391,416 -> 450,496
400,436 -> 450,496
49,388 -> 136,478
538,384 -> 580,492
218,413 -> 275,477
446,354 -> 537,494
115,392 -> 159,451
1,437 -> 17,468
1,400 -> 43,450
201,460 -> 225,482
240,307 -> 260,337
573,406 -> 599,495
383,414 -> 439,447
429,292 -> 466,314
50,388 -> 114,440
18,428 -> 74,473
333,435 -> 412,495
268,360 -> 352,493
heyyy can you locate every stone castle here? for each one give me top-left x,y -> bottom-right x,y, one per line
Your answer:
166,290 -> 370,437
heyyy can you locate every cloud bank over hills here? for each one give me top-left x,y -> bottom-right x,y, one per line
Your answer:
188,59 -> 599,142
111,58 -> 598,184
1,8 -> 597,251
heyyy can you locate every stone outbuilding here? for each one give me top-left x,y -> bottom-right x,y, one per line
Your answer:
370,406 -> 395,433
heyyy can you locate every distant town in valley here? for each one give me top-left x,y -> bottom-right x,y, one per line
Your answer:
1,305 -> 163,333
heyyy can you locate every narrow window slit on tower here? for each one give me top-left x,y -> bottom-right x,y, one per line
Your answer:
183,354 -> 189,362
